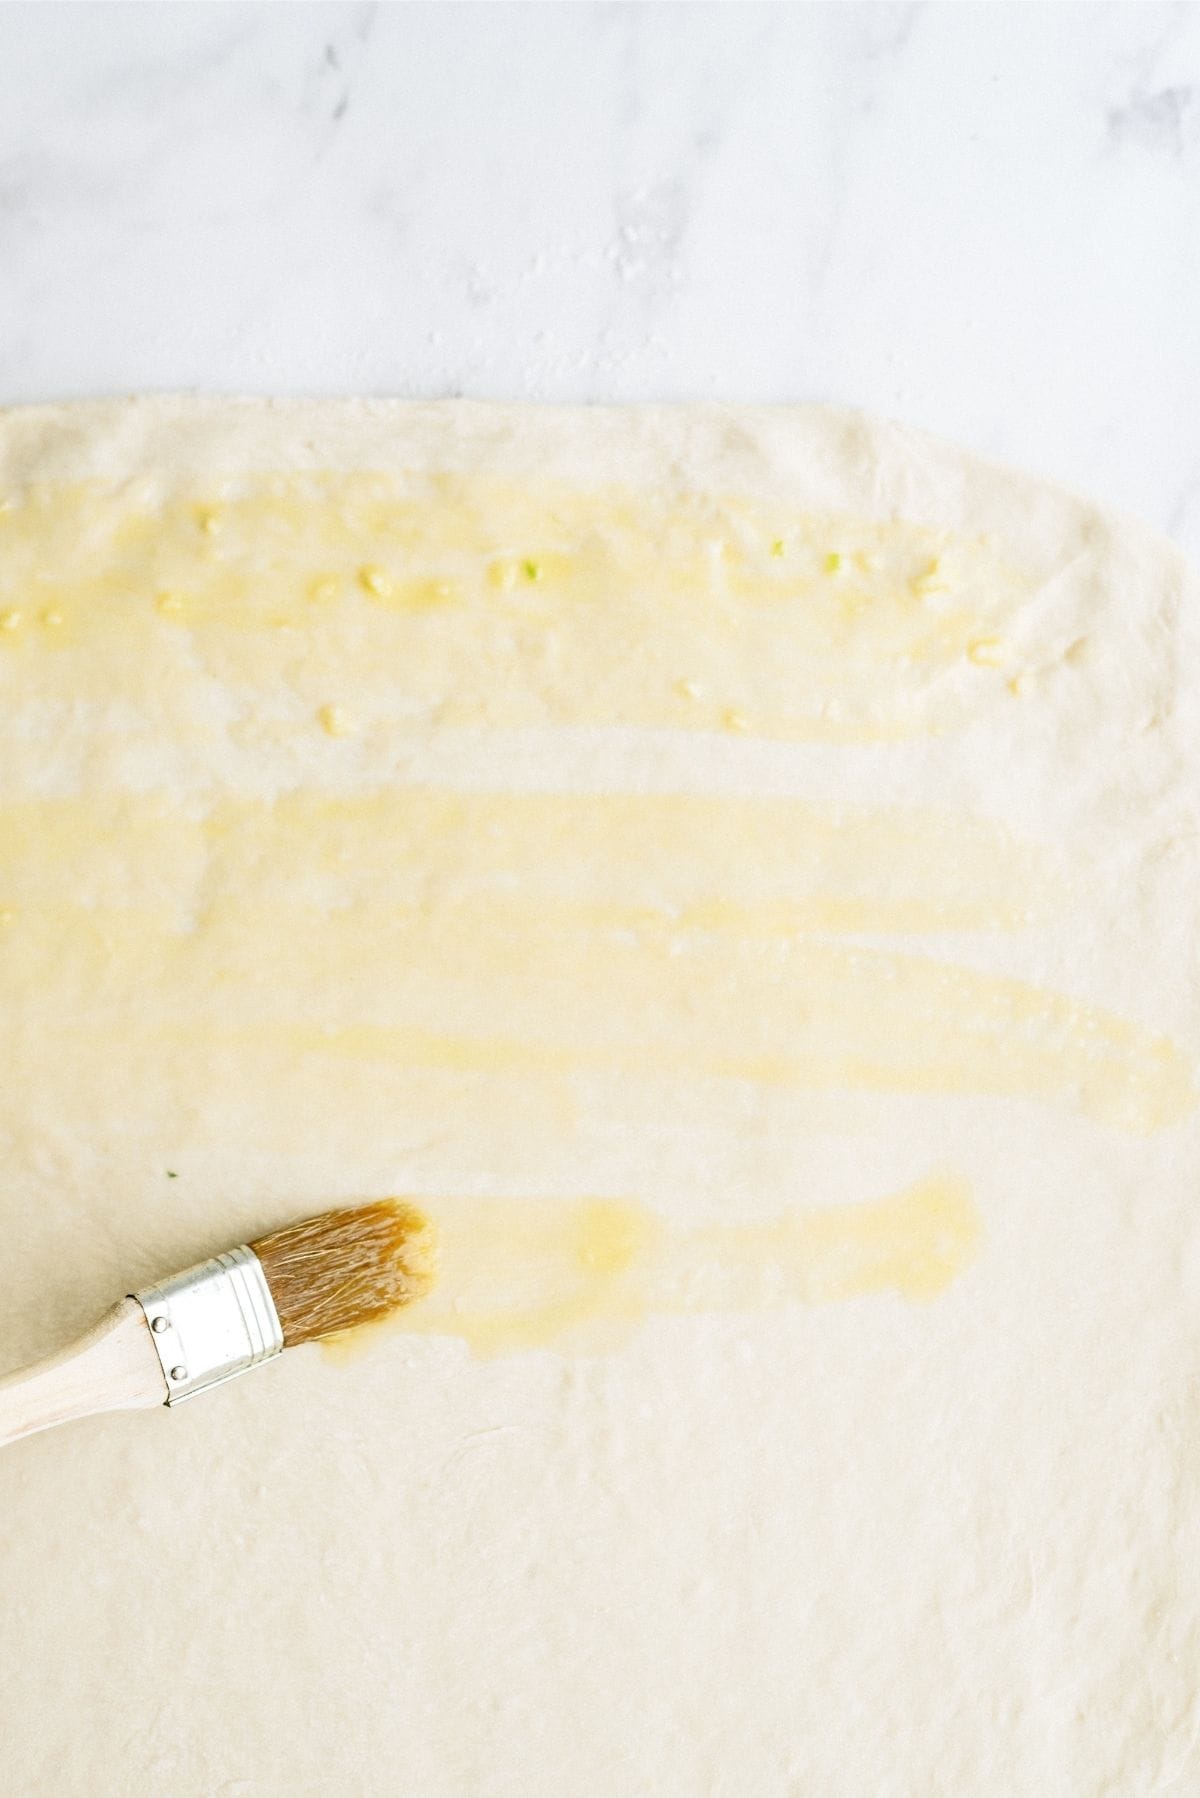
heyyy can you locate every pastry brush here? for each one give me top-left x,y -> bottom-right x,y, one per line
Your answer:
0,1200 -> 436,1450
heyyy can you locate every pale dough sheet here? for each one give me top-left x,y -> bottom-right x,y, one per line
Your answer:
0,400 -> 1198,1794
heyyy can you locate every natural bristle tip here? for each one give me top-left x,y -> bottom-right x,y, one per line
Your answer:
250,1200 -> 438,1347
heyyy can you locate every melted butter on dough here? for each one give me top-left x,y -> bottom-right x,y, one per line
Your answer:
1,781 -> 1183,1142
0,455 -> 1193,1339
0,788 -> 1055,933
328,1174 -> 982,1357
0,472 -> 1030,741
0,903 -> 1189,1136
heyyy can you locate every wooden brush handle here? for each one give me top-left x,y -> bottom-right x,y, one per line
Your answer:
0,1299 -> 168,1450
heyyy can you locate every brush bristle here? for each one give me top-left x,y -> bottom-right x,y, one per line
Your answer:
250,1200 -> 438,1347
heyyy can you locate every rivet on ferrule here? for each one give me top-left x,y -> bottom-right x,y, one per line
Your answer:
133,1246 -> 284,1406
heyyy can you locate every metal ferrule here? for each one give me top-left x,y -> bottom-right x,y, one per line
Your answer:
133,1245 -> 284,1406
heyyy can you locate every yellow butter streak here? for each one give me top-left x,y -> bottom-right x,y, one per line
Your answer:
0,472 -> 1029,742
332,1174 -> 982,1357
0,903 -> 1190,1134
0,789 -> 1053,934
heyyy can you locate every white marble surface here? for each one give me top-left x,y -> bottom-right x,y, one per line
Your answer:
0,2 -> 1198,556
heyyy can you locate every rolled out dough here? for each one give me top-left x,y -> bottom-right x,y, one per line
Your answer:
0,400 -> 1198,1795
